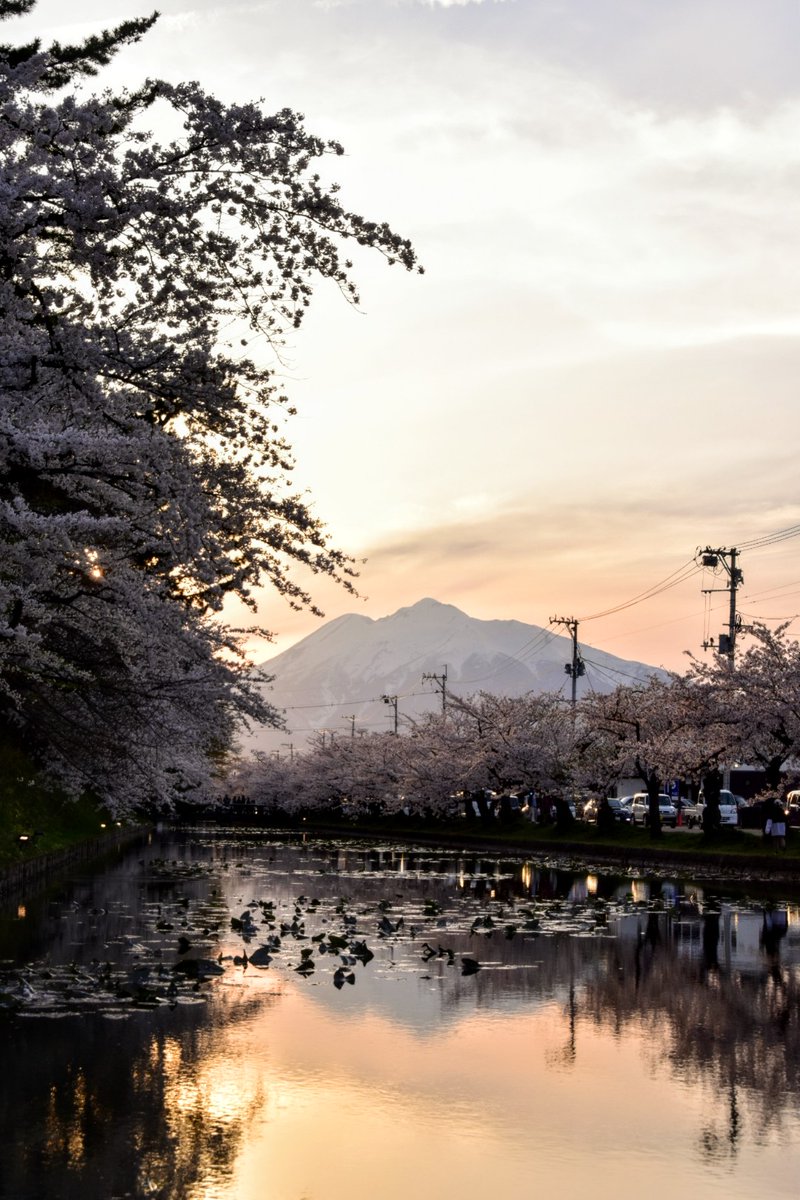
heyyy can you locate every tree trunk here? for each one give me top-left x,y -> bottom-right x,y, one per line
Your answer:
645,772 -> 662,839
701,768 -> 722,836
554,797 -> 574,832
764,755 -> 785,793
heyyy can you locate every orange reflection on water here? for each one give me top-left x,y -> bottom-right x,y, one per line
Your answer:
199,980 -> 800,1200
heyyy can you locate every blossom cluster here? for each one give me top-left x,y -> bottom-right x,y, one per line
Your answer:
0,4 -> 418,812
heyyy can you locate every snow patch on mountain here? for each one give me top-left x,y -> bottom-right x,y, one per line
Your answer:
243,597 -> 662,754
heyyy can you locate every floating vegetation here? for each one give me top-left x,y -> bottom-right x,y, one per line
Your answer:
2,833 -> 787,1020
142,858 -> 216,881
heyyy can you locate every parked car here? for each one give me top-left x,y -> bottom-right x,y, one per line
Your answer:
717,789 -> 742,808
629,793 -> 678,827
786,791 -> 800,826
682,798 -> 738,828
605,797 -> 633,824
737,799 -> 789,830
583,797 -> 633,825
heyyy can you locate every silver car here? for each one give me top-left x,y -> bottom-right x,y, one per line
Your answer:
629,793 -> 678,828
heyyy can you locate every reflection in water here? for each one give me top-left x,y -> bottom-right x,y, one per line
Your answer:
582,912 -> 800,1160
1,831 -> 800,1199
3,989 -> 271,1200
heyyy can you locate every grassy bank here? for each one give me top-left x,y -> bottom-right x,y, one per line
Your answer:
0,741 -> 120,870
3,779 -> 797,880
289,812 -> 800,874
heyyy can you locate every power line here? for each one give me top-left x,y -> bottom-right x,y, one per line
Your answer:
581,654 -> 659,684
738,609 -> 800,623
738,523 -> 800,552
743,579 -> 800,602
279,688 -> 435,711
453,627 -> 559,686
566,520 -> 800,630
576,559 -> 700,623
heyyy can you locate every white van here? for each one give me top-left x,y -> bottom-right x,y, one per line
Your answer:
684,792 -> 739,828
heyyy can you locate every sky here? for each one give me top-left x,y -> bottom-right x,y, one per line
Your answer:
13,0 -> 800,671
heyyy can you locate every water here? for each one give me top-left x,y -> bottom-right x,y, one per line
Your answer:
1,828 -> 799,1200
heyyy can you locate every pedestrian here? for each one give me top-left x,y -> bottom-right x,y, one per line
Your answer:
771,797 -> 787,851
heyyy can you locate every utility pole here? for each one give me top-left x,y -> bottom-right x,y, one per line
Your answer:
422,666 -> 448,716
698,546 -> 742,665
549,615 -> 585,705
344,714 -> 356,739
381,694 -> 399,734
281,742 -> 295,761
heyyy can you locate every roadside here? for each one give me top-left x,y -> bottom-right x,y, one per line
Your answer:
285,813 -> 800,881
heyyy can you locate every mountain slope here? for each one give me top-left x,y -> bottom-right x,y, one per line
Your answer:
243,598 -> 663,754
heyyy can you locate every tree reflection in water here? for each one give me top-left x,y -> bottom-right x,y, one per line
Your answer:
3,990 -> 272,1200
579,906 -> 800,1159
2,831 -> 800,1199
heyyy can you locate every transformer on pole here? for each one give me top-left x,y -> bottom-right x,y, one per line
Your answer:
698,546 -> 742,665
549,615 -> 585,704
422,667 -> 448,716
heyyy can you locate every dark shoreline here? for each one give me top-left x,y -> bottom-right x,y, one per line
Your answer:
3,820 -> 799,902
176,817 -> 800,885
0,825 -> 149,902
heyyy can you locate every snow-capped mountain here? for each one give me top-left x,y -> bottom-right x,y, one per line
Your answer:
243,597 -> 663,754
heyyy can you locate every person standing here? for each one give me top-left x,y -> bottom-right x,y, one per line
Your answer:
772,797 -> 787,851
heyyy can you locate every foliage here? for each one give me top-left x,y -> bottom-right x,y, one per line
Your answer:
687,623 -> 800,791
0,730 -> 120,865
0,4 -> 418,813
578,676 -> 688,836
229,620 -> 800,832
445,692 -> 579,797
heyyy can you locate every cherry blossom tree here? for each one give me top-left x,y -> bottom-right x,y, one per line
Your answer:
579,676 -> 687,837
297,731 -> 406,817
0,3 -> 419,812
655,670 -> 740,833
687,622 -> 800,798
444,691 -> 580,821
222,751 -> 303,817
394,710 -> 484,817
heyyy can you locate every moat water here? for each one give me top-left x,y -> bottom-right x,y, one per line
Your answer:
1,827 -> 799,1200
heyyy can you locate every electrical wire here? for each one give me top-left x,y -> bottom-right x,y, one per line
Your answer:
266,519 -> 800,736
738,610 -> 800,623
280,688 -> 435,711
576,559 -> 700,623
453,627 -> 560,686
738,523 -> 800,553
580,654 -> 659,684
742,577 -> 800,600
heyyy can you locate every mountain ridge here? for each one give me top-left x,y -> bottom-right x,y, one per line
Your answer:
244,597 -> 662,753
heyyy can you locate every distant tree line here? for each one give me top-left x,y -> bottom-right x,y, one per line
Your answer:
224,623 -> 800,838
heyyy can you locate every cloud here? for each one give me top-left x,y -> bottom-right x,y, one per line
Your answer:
22,0 -> 800,674
416,0 -> 510,6
405,0 -> 510,6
